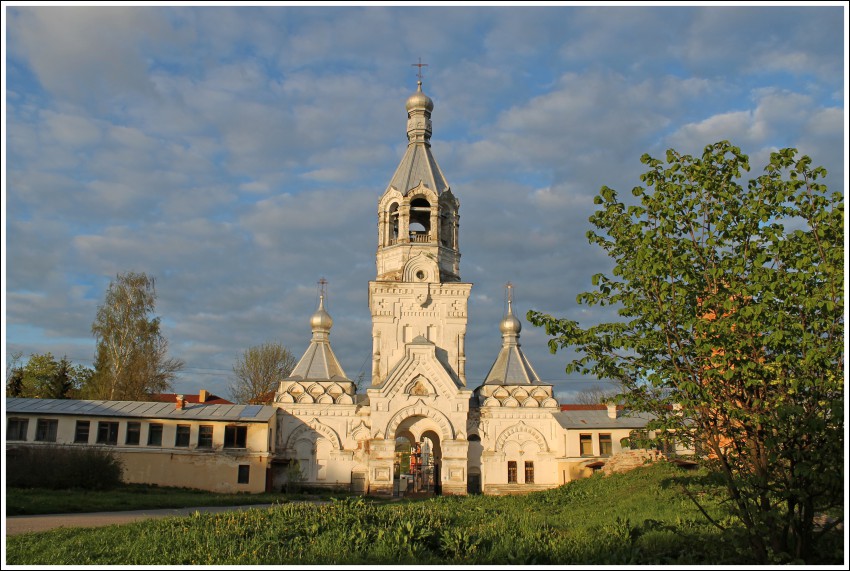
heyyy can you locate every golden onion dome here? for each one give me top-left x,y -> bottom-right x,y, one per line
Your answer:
499,300 -> 522,336
406,81 -> 434,112
310,295 -> 333,332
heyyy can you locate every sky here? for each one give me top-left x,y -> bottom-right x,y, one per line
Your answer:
3,2 -> 847,403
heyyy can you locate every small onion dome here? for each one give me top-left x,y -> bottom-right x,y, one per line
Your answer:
500,301 -> 522,336
406,81 -> 434,112
310,295 -> 333,332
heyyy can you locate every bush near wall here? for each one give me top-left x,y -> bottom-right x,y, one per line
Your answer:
6,445 -> 123,490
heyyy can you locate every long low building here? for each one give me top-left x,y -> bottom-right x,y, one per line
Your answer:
5,396 -> 277,493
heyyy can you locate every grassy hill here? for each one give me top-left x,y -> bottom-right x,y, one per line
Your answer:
5,461 -> 843,565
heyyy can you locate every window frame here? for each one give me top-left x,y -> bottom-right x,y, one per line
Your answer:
579,433 -> 593,456
7,417 -> 29,441
125,422 -> 141,445
224,425 -> 247,449
96,421 -> 119,445
507,460 -> 518,484
198,425 -> 214,448
599,433 -> 613,457
237,464 -> 250,485
174,424 -> 191,447
74,420 -> 91,444
524,461 -> 534,484
147,423 -> 163,446
35,418 -> 59,442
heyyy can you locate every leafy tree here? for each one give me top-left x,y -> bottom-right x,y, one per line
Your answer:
230,341 -> 297,404
528,142 -> 843,562
6,351 -> 25,397
5,352 -> 90,399
87,271 -> 184,400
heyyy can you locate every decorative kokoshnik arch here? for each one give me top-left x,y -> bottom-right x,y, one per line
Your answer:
383,402 -> 456,441
494,422 -> 550,453
284,418 -> 343,451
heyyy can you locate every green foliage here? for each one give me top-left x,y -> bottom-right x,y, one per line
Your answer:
528,141 -> 844,562
6,445 -> 123,490
10,462 -> 842,565
5,352 -> 92,399
87,271 -> 183,400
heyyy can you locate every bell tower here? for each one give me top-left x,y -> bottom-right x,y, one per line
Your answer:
368,77 -> 472,387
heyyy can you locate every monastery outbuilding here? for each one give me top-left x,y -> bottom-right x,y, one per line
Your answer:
5,80 -> 687,495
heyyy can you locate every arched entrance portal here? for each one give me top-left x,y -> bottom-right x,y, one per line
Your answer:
392,418 -> 443,496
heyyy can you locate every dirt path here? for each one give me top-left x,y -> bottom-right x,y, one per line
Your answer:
5,504 -> 277,536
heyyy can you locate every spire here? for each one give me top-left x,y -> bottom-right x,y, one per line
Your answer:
385,74 -> 448,196
287,279 -> 350,383
483,283 -> 542,385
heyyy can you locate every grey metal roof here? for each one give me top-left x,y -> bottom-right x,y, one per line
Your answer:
287,337 -> 351,384
482,343 -> 543,385
5,398 -> 276,423
553,410 -> 653,430
386,143 -> 449,196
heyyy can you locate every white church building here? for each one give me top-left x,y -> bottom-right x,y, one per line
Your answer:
271,80 -> 652,496
6,80 -> 668,496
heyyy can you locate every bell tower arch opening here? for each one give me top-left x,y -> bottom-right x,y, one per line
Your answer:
409,197 -> 431,243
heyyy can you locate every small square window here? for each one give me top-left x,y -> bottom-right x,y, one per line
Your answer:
126,422 -> 141,445
237,464 -> 250,484
175,425 -> 190,447
148,423 -> 163,446
74,420 -> 90,443
36,419 -> 59,442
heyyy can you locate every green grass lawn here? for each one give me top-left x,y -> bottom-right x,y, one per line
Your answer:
5,484 -> 344,516
5,462 -> 844,565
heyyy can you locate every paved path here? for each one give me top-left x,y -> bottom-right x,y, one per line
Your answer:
6,504 -> 277,536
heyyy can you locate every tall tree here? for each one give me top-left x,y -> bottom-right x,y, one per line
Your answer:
88,271 -> 183,401
5,352 -> 90,399
528,142 -> 843,562
230,341 -> 297,404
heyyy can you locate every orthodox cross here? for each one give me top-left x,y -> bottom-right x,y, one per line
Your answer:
505,282 -> 514,305
318,277 -> 328,302
411,58 -> 429,81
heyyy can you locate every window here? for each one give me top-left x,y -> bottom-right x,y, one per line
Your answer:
599,434 -> 613,457
74,421 -> 90,443
7,418 -> 28,441
237,465 -> 250,484
224,425 -> 247,448
125,422 -> 141,445
175,424 -> 190,447
36,419 -> 58,442
580,434 -> 593,456
96,422 -> 119,445
148,423 -> 163,446
198,425 -> 213,448
525,461 -> 534,484
507,461 -> 517,483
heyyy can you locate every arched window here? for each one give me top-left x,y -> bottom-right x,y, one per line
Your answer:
388,202 -> 399,244
409,197 -> 431,242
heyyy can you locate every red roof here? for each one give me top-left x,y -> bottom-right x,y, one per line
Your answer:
150,391 -> 233,405
560,404 -> 625,411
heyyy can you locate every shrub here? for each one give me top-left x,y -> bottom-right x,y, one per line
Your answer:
6,445 -> 123,490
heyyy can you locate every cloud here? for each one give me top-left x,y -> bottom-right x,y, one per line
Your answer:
4,5 -> 844,401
